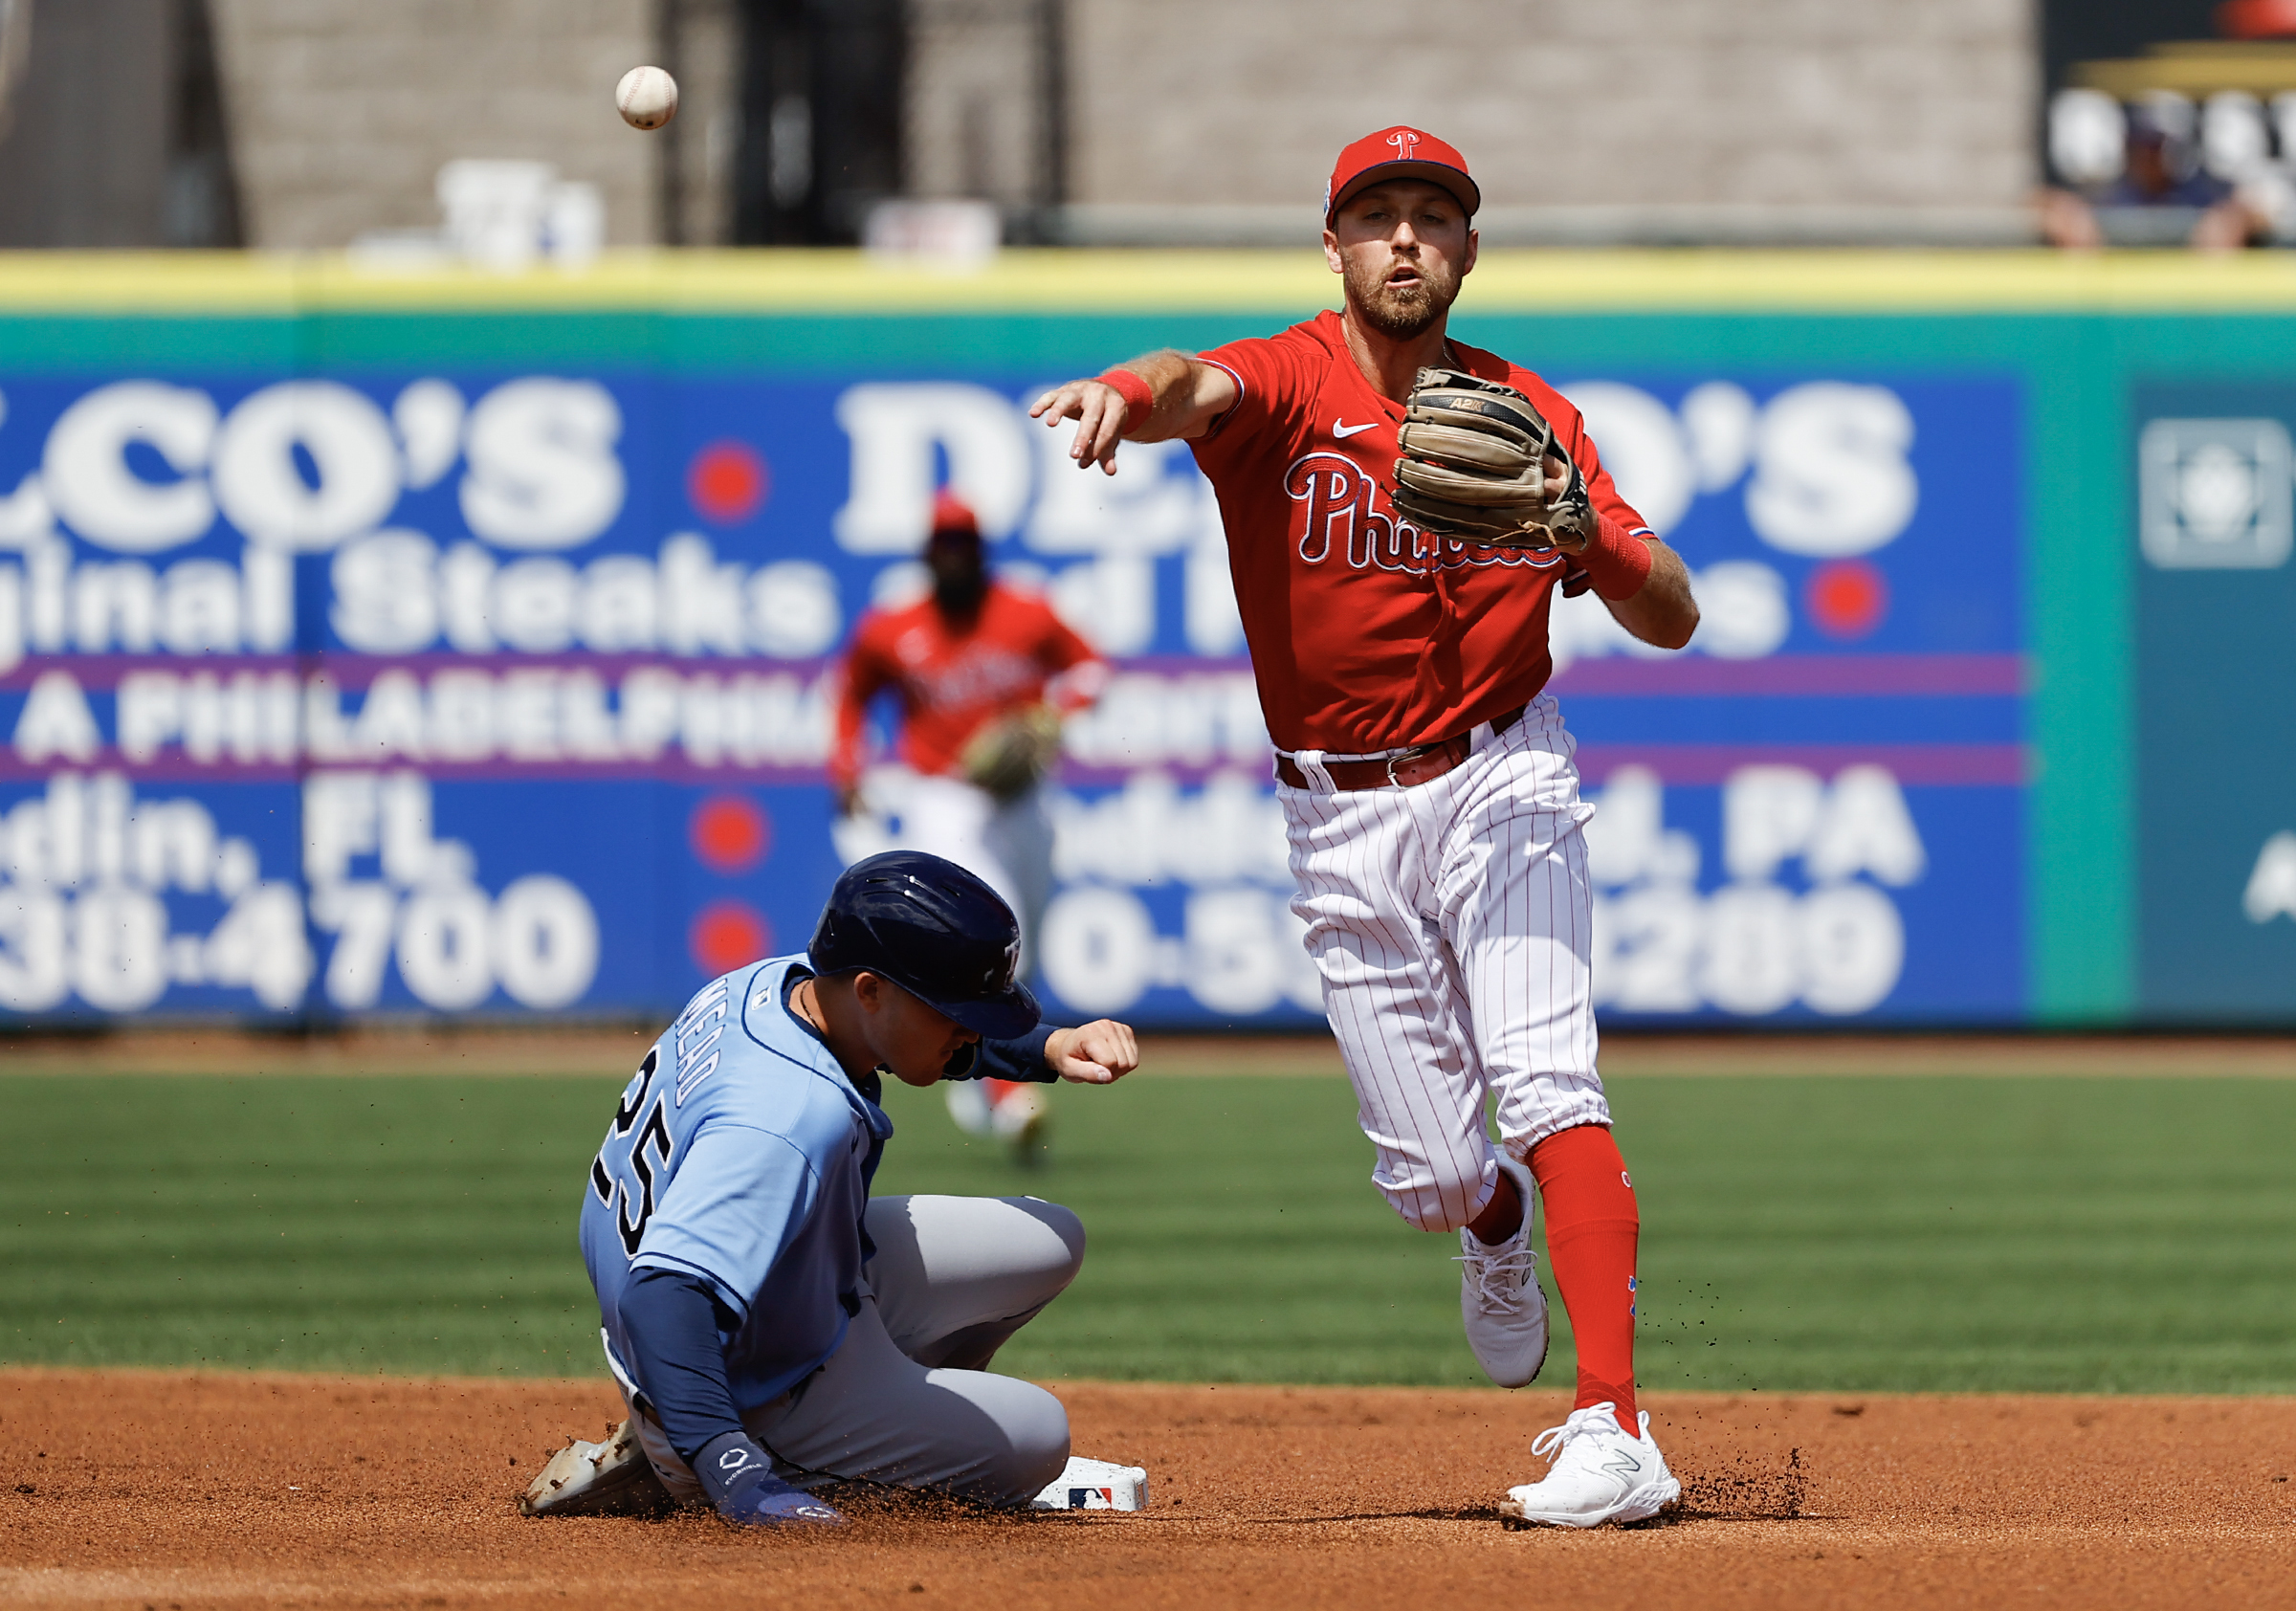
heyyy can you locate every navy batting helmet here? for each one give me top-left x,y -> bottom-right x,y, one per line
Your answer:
807,850 -> 1039,1039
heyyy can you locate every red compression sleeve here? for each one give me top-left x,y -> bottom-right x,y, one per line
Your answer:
1576,516 -> 1655,602
1529,1124 -> 1643,1430
1097,368 -> 1154,432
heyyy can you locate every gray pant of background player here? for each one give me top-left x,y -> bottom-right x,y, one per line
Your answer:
619,1194 -> 1084,1508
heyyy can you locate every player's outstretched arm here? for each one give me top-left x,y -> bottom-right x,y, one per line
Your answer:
1601,537 -> 1699,651
1029,352 -> 1238,474
617,1266 -> 844,1527
1044,1019 -> 1140,1084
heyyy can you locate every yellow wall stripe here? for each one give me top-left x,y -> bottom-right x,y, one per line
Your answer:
6,247 -> 2296,315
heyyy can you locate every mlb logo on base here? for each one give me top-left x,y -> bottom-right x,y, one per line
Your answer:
1033,1458 -> 1150,1512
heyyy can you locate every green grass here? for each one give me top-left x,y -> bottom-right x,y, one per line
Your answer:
1,1077 -> 613,1377
3,1070 -> 2292,1393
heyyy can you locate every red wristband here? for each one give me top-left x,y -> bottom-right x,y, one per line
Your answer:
1096,368 -> 1154,433
1576,517 -> 1655,602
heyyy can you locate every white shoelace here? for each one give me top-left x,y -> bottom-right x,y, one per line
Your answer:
1530,1401 -> 1626,1463
1454,1238 -> 1537,1314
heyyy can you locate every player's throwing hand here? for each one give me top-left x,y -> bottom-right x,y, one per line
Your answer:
1028,352 -> 1240,476
1028,378 -> 1135,474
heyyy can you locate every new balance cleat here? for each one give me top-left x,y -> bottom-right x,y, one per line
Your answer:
1499,1402 -> 1681,1530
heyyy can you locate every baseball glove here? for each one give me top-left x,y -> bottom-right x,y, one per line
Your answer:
960,704 -> 1064,802
1390,367 -> 1595,551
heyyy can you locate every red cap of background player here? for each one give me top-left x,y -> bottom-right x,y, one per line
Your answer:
929,489 -> 979,538
1324,126 -> 1480,223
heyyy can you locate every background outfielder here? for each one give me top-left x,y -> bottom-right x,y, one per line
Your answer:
1031,127 -> 1703,1528
828,492 -> 1110,1157
523,850 -> 1138,1527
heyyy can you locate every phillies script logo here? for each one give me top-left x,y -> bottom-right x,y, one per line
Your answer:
895,630 -> 1042,708
1285,452 -> 1558,576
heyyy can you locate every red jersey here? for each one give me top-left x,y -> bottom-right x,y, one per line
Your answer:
828,581 -> 1106,788
1190,309 -> 1650,754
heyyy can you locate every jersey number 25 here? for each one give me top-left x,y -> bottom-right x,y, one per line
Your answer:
590,1048 -> 673,1258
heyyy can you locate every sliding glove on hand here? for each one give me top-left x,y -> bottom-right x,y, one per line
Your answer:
695,1431 -> 845,1528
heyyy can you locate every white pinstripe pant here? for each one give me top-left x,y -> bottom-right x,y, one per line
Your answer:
1279,695 -> 1610,1234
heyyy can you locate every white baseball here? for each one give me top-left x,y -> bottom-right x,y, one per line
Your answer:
616,66 -> 678,131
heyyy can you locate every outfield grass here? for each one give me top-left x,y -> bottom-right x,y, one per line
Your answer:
3,1068 -> 2292,1393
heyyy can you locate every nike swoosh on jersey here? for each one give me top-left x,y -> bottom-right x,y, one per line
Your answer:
1333,419 -> 1380,438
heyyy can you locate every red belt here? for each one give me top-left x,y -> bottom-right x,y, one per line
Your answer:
1273,704 -> 1527,791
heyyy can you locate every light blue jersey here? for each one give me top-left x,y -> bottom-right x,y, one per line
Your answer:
580,954 -> 893,1412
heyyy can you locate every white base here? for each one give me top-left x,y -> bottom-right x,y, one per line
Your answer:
1031,1455 -> 1149,1512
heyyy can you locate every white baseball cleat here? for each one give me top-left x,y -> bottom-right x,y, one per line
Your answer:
519,1419 -> 674,1518
1499,1402 -> 1682,1529
1456,1154 -> 1548,1389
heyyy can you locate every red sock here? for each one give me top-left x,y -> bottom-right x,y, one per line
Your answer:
1528,1124 -> 1641,1431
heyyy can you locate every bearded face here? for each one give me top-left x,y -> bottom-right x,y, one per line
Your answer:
1342,248 -> 1463,339
1328,180 -> 1473,341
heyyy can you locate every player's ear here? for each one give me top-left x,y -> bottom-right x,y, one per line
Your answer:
1462,227 -> 1478,278
850,970 -> 883,1014
1323,228 -> 1344,275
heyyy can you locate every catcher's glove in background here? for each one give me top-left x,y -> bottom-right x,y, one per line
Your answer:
960,704 -> 1065,802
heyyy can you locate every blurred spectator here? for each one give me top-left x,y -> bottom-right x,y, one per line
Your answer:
2042,93 -> 2289,250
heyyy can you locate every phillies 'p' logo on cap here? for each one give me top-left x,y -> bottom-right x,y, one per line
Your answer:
1325,126 -> 1479,222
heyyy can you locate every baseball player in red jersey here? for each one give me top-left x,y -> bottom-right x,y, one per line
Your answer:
828,491 -> 1110,1155
1030,128 -> 1701,1527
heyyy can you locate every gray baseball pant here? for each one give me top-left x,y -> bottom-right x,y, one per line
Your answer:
622,1193 -> 1083,1508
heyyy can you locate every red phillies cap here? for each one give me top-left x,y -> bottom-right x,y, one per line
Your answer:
1324,126 -> 1480,222
929,489 -> 979,537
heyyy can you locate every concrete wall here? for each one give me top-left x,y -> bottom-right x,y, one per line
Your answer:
659,0 -> 740,246
210,0 -> 659,250
1060,0 -> 2040,243
0,0 -> 175,247
906,0 -> 1053,214
192,0 -> 2039,251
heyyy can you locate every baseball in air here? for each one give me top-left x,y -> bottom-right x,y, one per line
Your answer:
616,66 -> 678,130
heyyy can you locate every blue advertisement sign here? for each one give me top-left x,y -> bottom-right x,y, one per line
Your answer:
0,350 -> 2024,1025
1549,376 -> 2025,1024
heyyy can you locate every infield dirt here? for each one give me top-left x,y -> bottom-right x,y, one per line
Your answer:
2,1370 -> 2290,1609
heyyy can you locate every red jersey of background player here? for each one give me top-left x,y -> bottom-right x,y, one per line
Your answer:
1190,308 -> 1651,755
828,497 -> 1106,793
